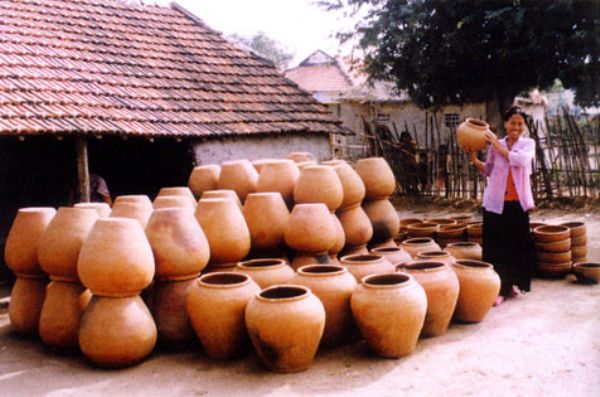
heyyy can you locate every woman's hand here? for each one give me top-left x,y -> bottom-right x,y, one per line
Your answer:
485,130 -> 499,145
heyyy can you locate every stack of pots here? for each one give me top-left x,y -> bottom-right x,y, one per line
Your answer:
466,222 -> 483,245
532,225 -> 572,278
77,217 -> 157,367
188,164 -> 221,198
560,222 -> 587,264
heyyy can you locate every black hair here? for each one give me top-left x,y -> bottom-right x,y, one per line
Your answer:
503,106 -> 530,122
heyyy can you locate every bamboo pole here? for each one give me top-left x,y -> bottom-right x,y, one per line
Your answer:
76,136 -> 90,203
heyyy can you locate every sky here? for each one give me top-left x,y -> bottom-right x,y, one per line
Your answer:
150,0 -> 359,66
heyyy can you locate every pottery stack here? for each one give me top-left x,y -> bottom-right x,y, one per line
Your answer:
560,222 -> 588,264
466,222 -> 483,245
533,225 -> 572,278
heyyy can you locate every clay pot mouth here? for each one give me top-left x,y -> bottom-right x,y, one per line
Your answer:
424,219 -> 456,225
258,285 -> 309,300
371,247 -> 401,254
534,225 -> 570,234
439,225 -> 465,231
340,254 -> 383,263
559,222 -> 585,229
466,118 -> 488,127
403,238 -> 434,245
199,272 -> 250,287
574,263 -> 600,269
454,260 -> 493,269
238,259 -> 286,269
404,261 -> 446,271
399,218 -> 422,226
297,264 -> 346,275
408,223 -> 438,230
363,273 -> 410,287
417,251 -> 449,258
446,242 -> 477,248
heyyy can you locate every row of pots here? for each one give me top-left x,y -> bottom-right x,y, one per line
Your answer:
398,217 -> 482,247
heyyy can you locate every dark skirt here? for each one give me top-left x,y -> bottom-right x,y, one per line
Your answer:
483,201 -> 535,297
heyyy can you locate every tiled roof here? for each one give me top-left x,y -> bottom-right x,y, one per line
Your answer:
0,0 -> 344,137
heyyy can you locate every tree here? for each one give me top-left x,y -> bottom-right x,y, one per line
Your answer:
230,31 -> 294,70
323,0 -> 600,132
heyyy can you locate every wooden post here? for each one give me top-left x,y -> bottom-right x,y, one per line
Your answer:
76,136 -> 90,203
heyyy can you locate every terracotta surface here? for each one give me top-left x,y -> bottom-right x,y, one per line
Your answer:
188,165 -> 221,198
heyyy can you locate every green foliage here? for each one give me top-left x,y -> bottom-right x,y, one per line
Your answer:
229,31 -> 294,70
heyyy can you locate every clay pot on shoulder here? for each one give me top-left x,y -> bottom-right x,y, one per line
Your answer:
351,273 -> 427,358
337,205 -> 373,253
78,218 -> 155,297
339,253 -> 395,282
401,238 -> 441,258
145,208 -> 210,281
152,195 -> 196,210
79,295 -> 157,368
363,199 -> 400,243
256,159 -> 300,208
218,160 -> 259,202
294,265 -> 358,347
188,164 -> 221,198
573,262 -> 600,284
456,118 -> 489,152
243,192 -> 290,257
403,261 -> 459,337
74,202 -> 111,218
294,165 -> 344,212
156,187 -> 196,207
9,277 -> 48,336
38,207 -> 99,281
370,246 -> 412,266
5,207 -> 56,278
186,272 -> 260,359
331,161 -> 366,209
284,203 -> 336,256
355,157 -> 396,200
452,260 -> 500,323
232,259 -> 295,289
288,151 -> 315,163
245,285 -> 325,373
444,242 -> 482,261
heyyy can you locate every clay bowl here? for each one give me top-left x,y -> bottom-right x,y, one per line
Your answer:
572,262 -> 600,284
533,225 -> 570,243
536,261 -> 572,279
449,215 -> 474,225
423,219 -> 457,227
406,223 -> 438,238
466,223 -> 483,238
534,239 -> 571,253
559,222 -> 586,238
399,218 -> 422,233
571,246 -> 588,258
436,225 -> 466,239
570,235 -> 587,247
536,250 -> 572,264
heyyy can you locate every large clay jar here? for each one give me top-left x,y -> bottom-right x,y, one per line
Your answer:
355,157 -> 396,200
74,202 -> 111,218
294,265 -> 357,347
401,238 -> 441,258
243,193 -> 290,257
195,198 -> 251,268
145,208 -> 209,280
232,259 -> 294,289
39,281 -> 92,350
218,159 -> 259,202
256,159 -> 300,208
152,195 -> 196,210
332,161 -> 366,209
79,295 -> 157,368
340,253 -> 395,282
452,260 -> 500,323
415,251 -> 456,266
201,189 -> 242,207
329,213 -> 346,258
444,242 -> 482,260
363,199 -> 400,244
456,118 -> 489,152
294,165 -> 343,212
38,207 -> 99,281
403,261 -> 459,337
188,164 -> 221,198
186,273 -> 260,359
110,201 -> 153,227
245,285 -> 325,373
371,246 -> 412,266
288,151 -> 315,163
156,187 -> 196,207
9,277 -> 47,336
5,207 -> 56,278
337,205 -> 373,254
351,273 -> 426,358
78,218 -> 155,297
284,203 -> 336,259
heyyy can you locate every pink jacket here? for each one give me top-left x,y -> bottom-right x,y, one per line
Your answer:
482,136 -> 535,214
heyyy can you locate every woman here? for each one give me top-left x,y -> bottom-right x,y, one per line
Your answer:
468,106 -> 536,305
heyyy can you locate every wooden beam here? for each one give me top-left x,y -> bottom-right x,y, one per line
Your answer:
76,136 -> 90,202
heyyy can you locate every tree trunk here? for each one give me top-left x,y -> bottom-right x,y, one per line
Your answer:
485,90 -> 515,137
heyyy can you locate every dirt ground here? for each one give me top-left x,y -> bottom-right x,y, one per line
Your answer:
0,205 -> 599,397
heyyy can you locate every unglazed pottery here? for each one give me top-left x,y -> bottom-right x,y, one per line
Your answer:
399,218 -> 423,233
256,159 -> 300,207
243,192 -> 290,257
339,253 -> 395,282
329,213 -> 346,257
218,159 -> 259,202
188,164 -> 221,198
74,202 -> 111,218
156,187 -> 196,207
110,201 -> 153,227
152,195 -> 196,210
355,157 -> 396,200
336,205 -> 373,251
200,189 -> 242,207
452,260 -> 500,323
331,161 -> 366,209
370,246 -> 412,266
456,118 -> 489,152
559,221 -> 586,238
401,238 -> 441,258
444,242 -> 483,261
362,199 -> 400,243
284,203 -> 336,255
533,225 -> 571,243
287,151 -> 315,163
415,251 -> 456,266
233,259 -> 295,289
407,222 -> 439,238
572,262 -> 600,284
294,165 -> 344,211
9,277 -> 47,336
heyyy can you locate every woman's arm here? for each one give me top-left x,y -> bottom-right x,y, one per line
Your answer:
468,151 -> 486,173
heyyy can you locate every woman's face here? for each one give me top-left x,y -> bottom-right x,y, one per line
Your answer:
504,114 -> 526,141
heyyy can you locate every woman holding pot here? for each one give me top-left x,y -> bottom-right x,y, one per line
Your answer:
468,106 -> 536,305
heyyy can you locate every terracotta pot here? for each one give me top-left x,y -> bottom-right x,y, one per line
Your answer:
456,118 -> 489,152
329,213 -> 346,256
467,237 -> 483,245
218,159 -> 259,202
78,218 -> 155,297
110,201 -> 153,227
394,231 -> 408,244
529,222 -> 547,233
195,198 -> 251,268
533,225 -> 570,243
145,208 -> 210,281
156,187 -> 196,206
444,242 -> 483,261
245,285 -> 325,373
534,239 -> 571,253
403,261 -> 459,337
415,251 -> 456,266
38,207 -> 99,281
363,199 -> 400,243
290,253 -> 332,270
9,277 -> 47,336
200,189 -> 242,207
401,238 -> 441,258
294,265 -> 358,347
425,218 -> 457,227
336,205 -> 373,250
572,256 -> 588,264
74,203 -> 111,218
188,164 -> 221,198
351,273 -> 426,358
559,221 -> 586,238
452,260 -> 500,323
571,246 -> 587,258
152,195 -> 196,210
536,250 -> 572,263
243,192 -> 290,256
399,218 -> 423,233
339,253 -> 395,282
79,295 -> 157,368
186,273 -> 260,359
296,160 -> 318,170
537,261 -> 572,279
288,151 -> 315,163
233,259 -> 295,289
5,207 -> 56,278
572,262 -> 600,284
147,278 -> 196,348
331,161 -> 366,209
113,195 -> 152,207
284,203 -> 336,255
39,281 -> 92,350
294,165 -> 343,211
355,157 -> 396,200
571,235 -> 587,247
449,214 -> 475,225
370,238 -> 398,250
436,225 -> 466,240
251,158 -> 277,173
370,246 -> 412,266
466,223 -> 483,238
407,222 -> 439,238
256,159 -> 300,207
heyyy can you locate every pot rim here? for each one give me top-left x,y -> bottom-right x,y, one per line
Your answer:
446,242 -> 479,248
361,272 -> 413,288
453,259 -> 494,270
573,262 -> 600,269
297,264 -> 347,276
416,251 -> 451,259
256,284 -> 311,302
465,117 -> 489,128
236,258 -> 288,270
558,221 -> 585,229
403,260 -> 447,272
340,253 -> 384,264
198,272 -> 252,288
533,225 -> 570,234
371,247 -> 402,254
402,237 -> 435,245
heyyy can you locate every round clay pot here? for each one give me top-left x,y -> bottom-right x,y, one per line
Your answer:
79,295 -> 157,368
145,208 -> 210,281
336,205 -> 373,251
156,187 -> 196,207
534,238 -> 571,253
559,221 -> 586,238
407,222 -> 439,238
415,251 -> 456,266
403,261 -> 459,337
256,159 -> 300,207
39,281 -> 92,350
294,165 -> 343,211
5,207 -> 56,278
536,250 -> 572,264
436,225 -> 466,240
444,242 -> 483,261
243,192 -> 290,256
195,198 -> 251,268
113,195 -> 152,207
456,118 -> 489,152
351,273 -> 426,358
331,161 -> 366,209
74,203 -> 111,218
571,235 -> 587,247
449,215 -> 475,225
110,201 -> 153,227
355,157 -> 396,200
571,246 -> 588,258
370,246 -> 412,266
38,207 -> 99,281
284,203 -> 336,255
188,164 -> 221,198
425,218 -> 457,227
186,272 -> 260,359
233,259 -> 295,289
9,277 -> 47,336
78,218 -> 155,297
401,238 -> 441,258
218,159 -> 259,202
288,151 -> 315,163
200,189 -> 242,207
152,195 -> 196,210
537,261 -> 572,279
529,222 -> 547,233
466,223 -> 483,238
290,253 -> 332,271
452,260 -> 500,323
330,213 -> 346,256
399,218 -> 423,233
251,158 -> 277,173
294,265 -> 358,347
533,225 -> 571,243
572,262 -> 600,284
296,160 -> 318,170
245,285 -> 325,373
363,199 -> 400,243
339,253 -> 395,282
